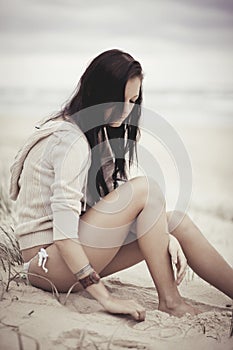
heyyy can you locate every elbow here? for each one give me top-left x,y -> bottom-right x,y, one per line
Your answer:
53,238 -> 80,249
54,239 -> 64,247
53,239 -> 66,252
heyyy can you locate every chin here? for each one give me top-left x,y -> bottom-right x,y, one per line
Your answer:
109,122 -> 122,127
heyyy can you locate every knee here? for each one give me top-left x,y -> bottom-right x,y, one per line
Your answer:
167,210 -> 192,233
130,176 -> 165,207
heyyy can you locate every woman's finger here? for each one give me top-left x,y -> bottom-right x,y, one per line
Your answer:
177,250 -> 187,276
168,235 -> 179,264
129,303 -> 146,321
131,310 -> 141,320
171,250 -> 178,265
177,269 -> 187,285
137,308 -> 146,321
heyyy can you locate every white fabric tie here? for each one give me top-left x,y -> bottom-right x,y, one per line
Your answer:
38,248 -> 49,273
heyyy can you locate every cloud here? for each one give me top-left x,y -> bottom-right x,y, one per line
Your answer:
0,0 -> 233,54
0,0 -> 232,90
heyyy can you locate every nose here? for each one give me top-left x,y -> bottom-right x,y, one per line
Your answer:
123,102 -> 133,117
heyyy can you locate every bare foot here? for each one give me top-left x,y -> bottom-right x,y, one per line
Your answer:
158,299 -> 201,318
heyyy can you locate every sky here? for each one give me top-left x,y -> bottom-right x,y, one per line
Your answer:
0,0 -> 233,91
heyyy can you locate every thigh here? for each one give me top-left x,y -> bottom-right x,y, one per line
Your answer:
28,177 -> 147,292
28,231 -> 142,293
28,243 -> 82,293
77,176 -> 147,263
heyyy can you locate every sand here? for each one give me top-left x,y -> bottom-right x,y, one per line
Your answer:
0,115 -> 233,349
0,272 -> 232,350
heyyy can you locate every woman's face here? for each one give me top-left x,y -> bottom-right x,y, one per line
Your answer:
105,76 -> 141,127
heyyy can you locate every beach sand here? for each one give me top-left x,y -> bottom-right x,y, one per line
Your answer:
0,115 -> 232,349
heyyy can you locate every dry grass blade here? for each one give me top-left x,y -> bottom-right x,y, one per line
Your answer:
0,178 -> 23,271
0,176 -> 23,295
0,320 -> 40,350
0,226 -> 22,265
63,280 -> 81,305
0,225 -> 23,266
79,330 -> 87,349
230,310 -> 233,337
21,272 -> 61,302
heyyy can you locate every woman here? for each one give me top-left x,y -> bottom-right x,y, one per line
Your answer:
10,49 -> 233,322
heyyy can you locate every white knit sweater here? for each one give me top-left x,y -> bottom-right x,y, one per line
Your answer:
10,119 -> 93,250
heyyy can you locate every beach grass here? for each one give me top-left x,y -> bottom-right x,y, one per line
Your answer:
0,177 -> 22,266
0,175 -> 23,297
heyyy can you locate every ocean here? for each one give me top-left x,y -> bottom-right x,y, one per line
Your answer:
0,86 -> 233,128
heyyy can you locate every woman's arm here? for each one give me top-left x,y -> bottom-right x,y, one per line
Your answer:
55,238 -> 146,320
50,130 -> 145,320
54,238 -> 109,304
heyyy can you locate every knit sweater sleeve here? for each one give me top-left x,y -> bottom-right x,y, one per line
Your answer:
50,130 -> 91,241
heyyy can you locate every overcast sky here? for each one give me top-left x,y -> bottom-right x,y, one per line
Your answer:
1,0 -> 233,90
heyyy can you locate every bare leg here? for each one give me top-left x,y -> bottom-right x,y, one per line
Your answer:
100,234 -> 144,277
167,211 -> 233,299
102,211 -> 233,300
27,177 -> 197,316
127,181 -> 199,316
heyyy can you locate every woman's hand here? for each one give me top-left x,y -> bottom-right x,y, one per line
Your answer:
101,295 -> 146,321
168,234 -> 187,285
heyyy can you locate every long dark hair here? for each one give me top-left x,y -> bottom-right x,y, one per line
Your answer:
55,49 -> 143,203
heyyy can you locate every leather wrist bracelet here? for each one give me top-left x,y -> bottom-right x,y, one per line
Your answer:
75,263 -> 93,280
79,270 -> 101,289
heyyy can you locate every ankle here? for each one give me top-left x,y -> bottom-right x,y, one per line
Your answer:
158,297 -> 201,317
159,295 -> 183,310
